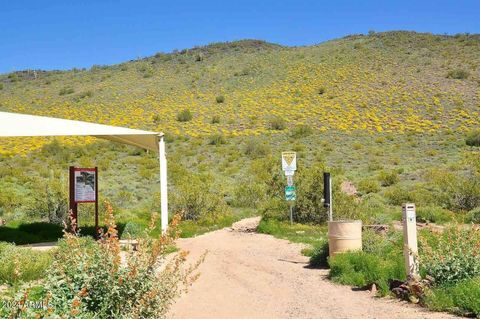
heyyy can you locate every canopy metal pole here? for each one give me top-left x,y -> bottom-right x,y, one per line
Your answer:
159,134 -> 168,234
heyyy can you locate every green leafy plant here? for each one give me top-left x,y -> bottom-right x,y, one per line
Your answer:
211,115 -> 221,124
208,133 -> 226,145
290,124 -> 313,138
446,69 -> 469,79
329,251 -> 405,295
466,130 -> 480,147
59,87 -> 75,95
425,277 -> 480,316
416,206 -> 454,224
5,203 -> 203,318
233,181 -> 266,208
176,109 -> 193,122
244,139 -> 270,158
419,226 -> 480,285
171,173 -> 229,221
357,178 -> 380,194
378,170 -> 399,186
267,116 -> 286,130
0,242 -> 52,285
308,239 -> 329,267
467,207 -> 480,224
215,95 -> 225,103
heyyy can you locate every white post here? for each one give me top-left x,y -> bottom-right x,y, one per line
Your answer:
402,203 -> 418,277
159,134 -> 168,234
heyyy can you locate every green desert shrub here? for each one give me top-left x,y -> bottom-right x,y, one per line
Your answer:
466,130 -> 480,147
176,109 -> 193,122
378,170 -> 399,186
259,197 -> 289,221
171,173 -> 228,221
362,228 -> 403,255
7,74 -> 19,82
425,277 -> 480,316
356,193 -> 397,224
26,178 -> 69,224
59,87 -> 74,95
446,69 -> 469,79
247,155 -> 284,202
243,139 -> 270,158
121,221 -> 144,239
357,178 -> 380,194
75,90 -> 94,100
383,185 -> 416,206
211,115 -> 221,124
5,205 -> 199,318
329,251 -> 405,295
329,228 -> 404,295
419,226 -> 480,285
294,164 -> 328,223
426,169 -> 480,212
294,164 -> 358,223
208,133 -> 226,145
0,242 -> 52,285
467,207 -> 480,223
308,239 -> 329,268
233,182 -> 266,208
267,116 -> 286,130
290,124 -> 313,138
416,206 -> 454,224
215,95 -> 225,103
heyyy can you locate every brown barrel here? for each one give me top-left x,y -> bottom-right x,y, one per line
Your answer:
328,220 -> 362,257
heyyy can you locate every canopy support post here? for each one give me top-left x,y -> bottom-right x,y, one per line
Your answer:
159,134 -> 168,234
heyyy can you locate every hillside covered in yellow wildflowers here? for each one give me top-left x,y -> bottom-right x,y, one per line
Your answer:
0,31 -> 479,154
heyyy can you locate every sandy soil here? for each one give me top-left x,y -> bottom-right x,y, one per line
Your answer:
168,217 -> 456,319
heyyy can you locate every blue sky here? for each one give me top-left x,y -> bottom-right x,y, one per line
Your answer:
1,0 -> 479,73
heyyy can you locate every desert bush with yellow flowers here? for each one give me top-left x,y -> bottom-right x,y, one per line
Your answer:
1,203 -> 203,319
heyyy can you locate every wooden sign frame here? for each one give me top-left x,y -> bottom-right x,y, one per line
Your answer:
69,166 -> 98,236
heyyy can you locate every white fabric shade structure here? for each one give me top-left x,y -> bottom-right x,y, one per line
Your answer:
0,111 -> 169,232
0,111 -> 159,152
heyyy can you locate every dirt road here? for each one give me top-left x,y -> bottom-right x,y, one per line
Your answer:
168,217 -> 455,319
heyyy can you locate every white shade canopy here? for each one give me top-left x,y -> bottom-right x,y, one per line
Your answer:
0,111 -> 160,152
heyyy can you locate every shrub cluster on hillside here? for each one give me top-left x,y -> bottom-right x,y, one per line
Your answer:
2,205 -> 201,318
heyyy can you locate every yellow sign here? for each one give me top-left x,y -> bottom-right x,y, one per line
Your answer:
282,151 -> 297,172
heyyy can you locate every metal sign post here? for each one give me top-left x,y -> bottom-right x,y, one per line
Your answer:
282,152 -> 297,224
69,166 -> 99,237
290,202 -> 294,225
285,185 -> 296,224
68,166 -> 78,232
323,172 -> 332,221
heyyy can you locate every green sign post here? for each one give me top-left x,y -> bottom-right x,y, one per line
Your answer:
285,185 -> 296,201
285,185 -> 296,225
282,151 -> 297,225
